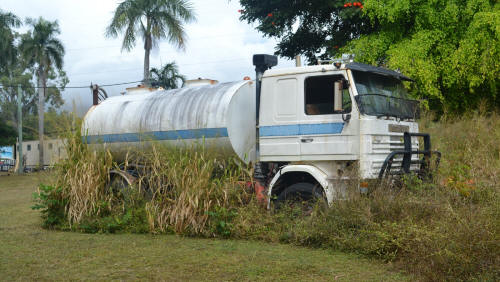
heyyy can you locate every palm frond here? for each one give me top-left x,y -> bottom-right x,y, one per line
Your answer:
122,21 -> 138,51
46,45 -> 64,71
163,0 -> 196,23
159,12 -> 186,49
0,9 -> 21,28
105,0 -> 133,38
149,61 -> 185,89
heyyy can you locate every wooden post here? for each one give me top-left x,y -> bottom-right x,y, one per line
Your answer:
17,85 -> 23,174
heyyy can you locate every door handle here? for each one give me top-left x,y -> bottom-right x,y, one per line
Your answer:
301,138 -> 314,143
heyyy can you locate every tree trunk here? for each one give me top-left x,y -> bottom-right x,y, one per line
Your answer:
144,45 -> 150,85
37,69 -> 45,169
143,18 -> 152,85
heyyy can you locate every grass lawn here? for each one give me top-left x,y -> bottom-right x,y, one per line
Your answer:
0,173 -> 409,281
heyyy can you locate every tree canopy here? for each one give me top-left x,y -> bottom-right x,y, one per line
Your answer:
20,17 -> 65,76
106,0 -> 196,83
238,0 -> 500,113
0,9 -> 21,75
348,0 -> 499,112
150,62 -> 185,89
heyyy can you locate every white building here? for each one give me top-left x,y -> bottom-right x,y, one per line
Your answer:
17,139 -> 67,169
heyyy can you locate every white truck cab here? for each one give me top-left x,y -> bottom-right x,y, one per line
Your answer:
251,55 -> 439,206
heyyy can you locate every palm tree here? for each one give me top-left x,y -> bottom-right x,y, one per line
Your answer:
19,17 -> 65,168
106,0 -> 196,84
150,62 -> 185,89
0,9 -> 21,74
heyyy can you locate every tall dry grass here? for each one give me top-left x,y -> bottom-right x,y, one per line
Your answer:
421,112 -> 500,194
138,144 -> 252,235
55,129 -> 113,225
53,128 -> 252,235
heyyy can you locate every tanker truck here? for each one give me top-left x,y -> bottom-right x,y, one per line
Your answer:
82,54 -> 440,207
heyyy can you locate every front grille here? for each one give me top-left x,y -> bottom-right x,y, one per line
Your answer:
370,134 -> 420,176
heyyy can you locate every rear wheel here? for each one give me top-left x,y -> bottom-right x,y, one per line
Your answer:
107,170 -> 152,202
275,182 -> 326,214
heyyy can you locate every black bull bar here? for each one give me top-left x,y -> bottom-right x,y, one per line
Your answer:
378,132 -> 441,180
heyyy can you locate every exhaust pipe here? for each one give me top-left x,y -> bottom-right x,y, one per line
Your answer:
252,54 -> 278,159
252,54 -> 278,204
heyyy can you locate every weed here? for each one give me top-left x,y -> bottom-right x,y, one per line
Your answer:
32,184 -> 67,228
208,206 -> 238,238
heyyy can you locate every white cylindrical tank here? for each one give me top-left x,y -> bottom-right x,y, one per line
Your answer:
82,81 -> 256,163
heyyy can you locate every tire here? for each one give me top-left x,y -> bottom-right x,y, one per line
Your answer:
108,174 -> 134,198
107,171 -> 150,201
275,182 -> 326,213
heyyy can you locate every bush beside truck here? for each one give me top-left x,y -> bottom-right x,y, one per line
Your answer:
33,113 -> 499,281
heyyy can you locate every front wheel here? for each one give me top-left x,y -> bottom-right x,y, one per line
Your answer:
275,182 -> 326,214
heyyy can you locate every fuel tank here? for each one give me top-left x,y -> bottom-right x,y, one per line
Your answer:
82,81 -> 256,163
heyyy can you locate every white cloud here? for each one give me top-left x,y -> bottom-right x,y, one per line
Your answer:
0,0 -> 295,115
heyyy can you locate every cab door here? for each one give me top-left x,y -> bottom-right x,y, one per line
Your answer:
298,74 -> 357,160
259,77 -> 301,161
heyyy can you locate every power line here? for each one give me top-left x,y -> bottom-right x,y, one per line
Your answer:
66,33 -> 247,52
69,57 -> 250,77
0,80 -> 143,90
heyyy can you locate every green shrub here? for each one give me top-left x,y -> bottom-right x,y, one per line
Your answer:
32,184 -> 68,228
76,205 -> 149,234
208,207 -> 238,238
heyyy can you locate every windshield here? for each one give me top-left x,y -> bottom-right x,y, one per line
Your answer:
352,71 -> 419,119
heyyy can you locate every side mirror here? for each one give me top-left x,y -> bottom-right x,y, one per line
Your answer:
343,113 -> 351,123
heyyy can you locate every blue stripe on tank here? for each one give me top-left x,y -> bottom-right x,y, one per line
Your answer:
83,127 -> 229,144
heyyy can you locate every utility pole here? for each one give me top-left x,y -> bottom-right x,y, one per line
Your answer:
17,85 -> 23,174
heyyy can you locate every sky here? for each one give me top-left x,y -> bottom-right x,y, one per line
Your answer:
0,0 -> 295,115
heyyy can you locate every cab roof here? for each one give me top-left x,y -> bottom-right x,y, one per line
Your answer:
263,62 -> 413,81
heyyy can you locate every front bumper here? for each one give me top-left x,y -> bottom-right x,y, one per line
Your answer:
378,132 -> 441,180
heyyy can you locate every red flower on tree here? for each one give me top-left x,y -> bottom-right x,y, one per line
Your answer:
344,2 -> 363,8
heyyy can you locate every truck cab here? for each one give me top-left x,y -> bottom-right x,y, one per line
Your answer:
252,55 -> 439,206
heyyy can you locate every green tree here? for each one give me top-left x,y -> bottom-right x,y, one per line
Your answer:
238,0 -> 372,62
0,68 -> 36,127
0,67 -> 65,128
106,0 -> 196,84
0,9 -> 21,75
345,0 -> 499,112
19,17 -> 66,167
0,10 -> 23,145
150,62 -> 185,89
44,109 -> 77,138
0,123 -> 16,146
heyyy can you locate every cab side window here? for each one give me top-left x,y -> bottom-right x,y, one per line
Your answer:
304,75 -> 351,115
